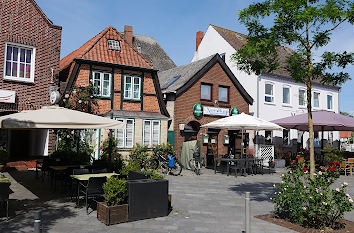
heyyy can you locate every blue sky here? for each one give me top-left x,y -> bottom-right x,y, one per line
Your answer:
37,0 -> 354,114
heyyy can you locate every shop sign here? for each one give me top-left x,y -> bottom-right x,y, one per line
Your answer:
203,106 -> 229,117
0,90 -> 15,103
231,107 -> 239,115
193,104 -> 203,116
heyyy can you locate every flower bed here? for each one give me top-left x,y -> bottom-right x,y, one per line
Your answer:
272,156 -> 353,230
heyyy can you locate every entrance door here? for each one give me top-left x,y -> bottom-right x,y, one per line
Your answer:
206,129 -> 219,168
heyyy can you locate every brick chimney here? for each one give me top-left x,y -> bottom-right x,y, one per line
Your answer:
124,25 -> 133,45
196,31 -> 204,51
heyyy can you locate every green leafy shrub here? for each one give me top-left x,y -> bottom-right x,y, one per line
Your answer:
142,169 -> 165,179
0,147 -> 8,164
272,156 -> 353,229
103,177 -> 128,206
120,160 -> 141,175
322,144 -> 344,165
153,143 -> 175,159
129,144 -> 152,169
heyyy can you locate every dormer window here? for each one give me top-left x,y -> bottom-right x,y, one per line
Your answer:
107,40 -> 120,51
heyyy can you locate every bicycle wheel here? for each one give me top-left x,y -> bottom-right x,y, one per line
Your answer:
189,158 -> 196,170
170,159 -> 182,176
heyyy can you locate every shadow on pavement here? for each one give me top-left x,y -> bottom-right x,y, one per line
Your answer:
228,182 -> 277,202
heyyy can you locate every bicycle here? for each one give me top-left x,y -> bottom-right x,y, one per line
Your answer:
151,148 -> 182,176
189,148 -> 201,175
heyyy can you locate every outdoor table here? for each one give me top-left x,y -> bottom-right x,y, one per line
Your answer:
49,165 -> 88,191
71,172 -> 117,205
214,158 -> 264,176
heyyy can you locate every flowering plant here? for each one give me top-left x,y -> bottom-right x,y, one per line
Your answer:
272,156 -> 353,229
62,84 -> 98,114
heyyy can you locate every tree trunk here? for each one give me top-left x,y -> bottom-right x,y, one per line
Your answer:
305,18 -> 315,177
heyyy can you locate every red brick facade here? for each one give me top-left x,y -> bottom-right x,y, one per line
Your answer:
0,0 -> 62,112
0,0 -> 62,156
173,62 -> 249,160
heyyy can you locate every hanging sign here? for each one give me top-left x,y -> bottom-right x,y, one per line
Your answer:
231,107 -> 239,115
203,106 -> 229,117
0,90 -> 16,103
193,104 -> 203,116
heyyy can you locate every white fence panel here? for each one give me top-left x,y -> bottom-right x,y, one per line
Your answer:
257,145 -> 274,165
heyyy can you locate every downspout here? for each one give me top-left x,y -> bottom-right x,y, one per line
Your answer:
255,75 -> 260,157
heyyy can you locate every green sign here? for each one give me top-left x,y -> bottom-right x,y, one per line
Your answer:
193,104 -> 203,116
231,107 -> 239,115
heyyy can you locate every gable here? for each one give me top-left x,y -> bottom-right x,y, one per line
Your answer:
59,26 -> 154,72
159,54 -> 253,104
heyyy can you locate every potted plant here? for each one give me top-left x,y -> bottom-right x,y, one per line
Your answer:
97,177 -> 128,225
0,147 -> 8,172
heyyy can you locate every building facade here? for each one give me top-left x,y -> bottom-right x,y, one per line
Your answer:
0,0 -> 62,159
192,25 -> 341,154
59,26 -> 169,157
158,54 -> 252,166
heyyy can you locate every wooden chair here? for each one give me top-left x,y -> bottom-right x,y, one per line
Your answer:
340,160 -> 350,176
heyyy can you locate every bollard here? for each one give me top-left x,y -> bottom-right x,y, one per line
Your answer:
34,210 -> 41,233
245,192 -> 250,233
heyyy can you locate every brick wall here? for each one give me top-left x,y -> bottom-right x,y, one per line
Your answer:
0,0 -> 62,112
173,62 -> 249,158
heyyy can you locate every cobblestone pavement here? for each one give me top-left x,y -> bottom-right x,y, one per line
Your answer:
0,168 -> 353,233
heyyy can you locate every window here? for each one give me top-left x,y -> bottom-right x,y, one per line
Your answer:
283,129 -> 290,145
299,89 -> 306,106
4,42 -> 35,83
107,40 -> 120,51
313,92 -> 320,108
124,75 -> 141,100
265,83 -> 274,103
314,131 -> 320,147
115,118 -> 134,148
265,130 -> 272,144
201,83 -> 212,101
143,120 -> 160,147
327,95 -> 333,110
283,86 -> 290,104
93,71 -> 111,97
218,86 -> 229,103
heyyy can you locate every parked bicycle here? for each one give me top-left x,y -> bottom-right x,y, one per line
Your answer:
189,148 -> 201,175
151,148 -> 182,176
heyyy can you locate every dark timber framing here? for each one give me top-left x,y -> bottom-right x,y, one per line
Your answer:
64,58 -> 170,118
140,71 -> 144,111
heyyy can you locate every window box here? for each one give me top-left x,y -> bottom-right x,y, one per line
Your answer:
3,42 -> 35,83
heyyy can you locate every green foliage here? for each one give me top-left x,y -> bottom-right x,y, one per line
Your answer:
129,144 -> 153,169
0,147 -> 8,164
142,169 -> 165,179
322,144 -> 344,165
272,156 -> 353,229
153,143 -> 176,159
103,177 -> 128,206
99,135 -> 119,160
120,160 -> 141,175
62,84 -> 98,114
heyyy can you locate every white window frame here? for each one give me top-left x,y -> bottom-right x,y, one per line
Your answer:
298,88 -> 306,107
265,130 -> 273,144
115,118 -> 135,148
327,94 -> 333,110
124,75 -> 141,100
283,129 -> 290,145
313,91 -> 320,108
3,42 -> 36,83
143,120 -> 160,147
264,82 -> 274,103
282,85 -> 291,105
92,71 -> 111,98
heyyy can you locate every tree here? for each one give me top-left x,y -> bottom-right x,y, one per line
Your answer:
232,0 -> 354,177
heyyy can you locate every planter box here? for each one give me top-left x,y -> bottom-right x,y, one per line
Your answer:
97,202 -> 128,225
274,159 -> 286,168
127,179 -> 169,221
127,170 -> 148,180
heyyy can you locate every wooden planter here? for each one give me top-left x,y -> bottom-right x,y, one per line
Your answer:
97,202 -> 128,225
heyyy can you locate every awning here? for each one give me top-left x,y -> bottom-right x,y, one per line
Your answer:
0,106 -> 125,129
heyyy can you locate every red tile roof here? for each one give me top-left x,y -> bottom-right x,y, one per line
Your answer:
59,26 -> 154,71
